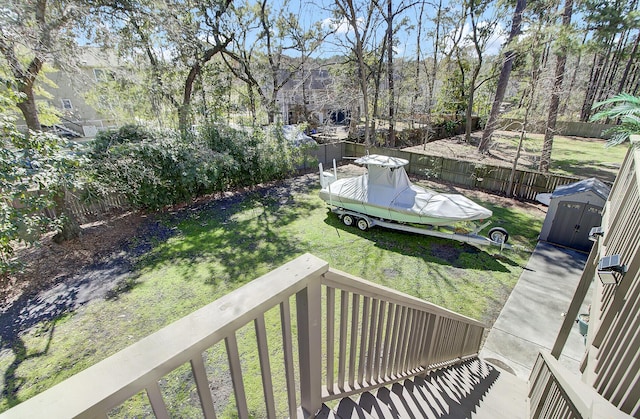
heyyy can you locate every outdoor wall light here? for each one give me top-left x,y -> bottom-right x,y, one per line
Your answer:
597,254 -> 627,285
589,226 -> 605,242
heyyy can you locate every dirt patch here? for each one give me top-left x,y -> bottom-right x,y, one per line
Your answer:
0,211 -> 146,313
405,131 -> 540,171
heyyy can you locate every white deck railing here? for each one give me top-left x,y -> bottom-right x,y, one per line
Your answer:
0,253 -> 486,419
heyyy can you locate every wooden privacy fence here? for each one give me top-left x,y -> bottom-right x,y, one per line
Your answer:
62,191 -> 130,223
344,142 -> 582,200
0,254 -> 486,418
11,189 -> 129,224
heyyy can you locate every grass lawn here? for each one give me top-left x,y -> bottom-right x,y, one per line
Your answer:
0,169 -> 543,417
407,131 -> 628,184
489,132 -> 628,182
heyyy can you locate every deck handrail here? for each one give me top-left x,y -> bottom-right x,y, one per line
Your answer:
320,268 -> 486,402
529,352 -> 630,418
0,253 -> 486,419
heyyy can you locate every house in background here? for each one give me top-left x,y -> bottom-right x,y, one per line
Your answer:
15,48 -> 121,138
276,68 -> 356,128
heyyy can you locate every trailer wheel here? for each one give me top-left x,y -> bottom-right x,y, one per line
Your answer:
488,227 -> 509,244
357,218 -> 369,231
342,214 -> 354,227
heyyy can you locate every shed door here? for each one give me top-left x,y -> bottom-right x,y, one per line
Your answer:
547,201 -> 603,252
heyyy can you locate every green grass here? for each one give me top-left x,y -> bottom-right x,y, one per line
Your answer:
0,174 -> 542,416
492,132 -> 628,182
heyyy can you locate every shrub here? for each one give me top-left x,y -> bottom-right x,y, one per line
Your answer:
88,122 -> 306,210
1,120 -> 84,272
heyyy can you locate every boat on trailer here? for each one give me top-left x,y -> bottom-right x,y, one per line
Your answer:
319,154 -> 509,247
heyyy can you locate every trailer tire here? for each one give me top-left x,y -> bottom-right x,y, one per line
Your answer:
488,227 -> 509,244
342,214 -> 354,227
357,218 -> 369,231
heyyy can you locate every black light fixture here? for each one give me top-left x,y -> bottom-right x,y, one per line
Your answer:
597,254 -> 627,285
589,226 -> 605,242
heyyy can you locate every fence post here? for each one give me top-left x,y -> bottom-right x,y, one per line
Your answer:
297,280 -> 322,417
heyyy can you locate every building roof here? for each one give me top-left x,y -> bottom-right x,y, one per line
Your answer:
551,178 -> 611,200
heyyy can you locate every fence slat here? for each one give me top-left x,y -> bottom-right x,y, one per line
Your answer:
348,294 -> 360,388
326,287 -> 336,393
255,314 -> 277,419
365,299 -> 379,384
226,334 -> 250,419
146,382 -> 170,419
338,290 -> 349,391
357,296 -> 371,385
191,354 -> 218,419
280,299 -> 297,419
373,300 -> 387,382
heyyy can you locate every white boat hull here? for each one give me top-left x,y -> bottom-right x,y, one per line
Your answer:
319,155 -> 492,227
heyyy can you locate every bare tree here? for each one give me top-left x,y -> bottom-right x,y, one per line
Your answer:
478,0 -> 526,153
220,0 -> 326,125
539,0 -> 574,172
373,0 -> 415,147
332,0 -> 383,146
461,0 -> 500,143
91,0 -> 233,132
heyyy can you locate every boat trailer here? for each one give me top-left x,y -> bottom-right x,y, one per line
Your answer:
331,207 -> 511,249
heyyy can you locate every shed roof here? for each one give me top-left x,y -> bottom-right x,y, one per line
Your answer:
551,178 -> 611,201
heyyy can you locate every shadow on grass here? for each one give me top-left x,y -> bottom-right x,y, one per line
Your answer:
0,256 -> 135,352
1,319 -> 57,408
135,175 -> 323,284
552,158 -> 618,183
323,213 -> 513,272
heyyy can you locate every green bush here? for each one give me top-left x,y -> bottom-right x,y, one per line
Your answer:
88,123 -> 305,210
1,120 -> 84,271
90,123 -> 155,156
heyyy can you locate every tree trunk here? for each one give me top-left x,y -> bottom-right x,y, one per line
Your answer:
52,190 -> 81,244
539,0 -> 573,173
411,0 -> 426,129
357,47 -> 371,146
580,53 -> 603,121
618,30 -> 640,93
559,32 -> 587,116
509,27 -> 543,195
581,38 -> 614,121
464,2 -> 484,143
387,0 -> 396,148
422,0 -> 443,150
478,0 -> 526,153
16,87 -> 42,131
179,63 -> 201,133
247,84 -> 257,125
465,65 -> 480,143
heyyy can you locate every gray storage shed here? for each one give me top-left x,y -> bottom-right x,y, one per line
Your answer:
539,178 -> 610,252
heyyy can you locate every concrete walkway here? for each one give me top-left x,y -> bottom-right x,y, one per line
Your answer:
480,241 -> 591,380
